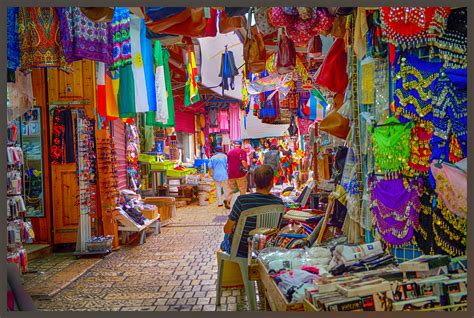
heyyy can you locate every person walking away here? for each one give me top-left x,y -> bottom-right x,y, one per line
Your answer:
224,140 -> 248,209
263,144 -> 280,172
220,165 -> 284,257
209,146 -> 228,207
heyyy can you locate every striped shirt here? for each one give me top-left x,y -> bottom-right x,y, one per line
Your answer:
228,193 -> 284,257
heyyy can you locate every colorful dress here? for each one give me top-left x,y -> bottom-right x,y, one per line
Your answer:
18,8 -> 71,73
57,7 -> 113,64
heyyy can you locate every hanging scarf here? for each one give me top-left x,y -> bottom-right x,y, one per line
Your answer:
7,8 -> 20,72
109,7 -> 132,71
96,62 -> 107,119
405,124 -> 433,175
372,117 -> 413,173
117,64 -> 136,118
105,68 -> 120,120
185,48 -> 200,106
370,176 -> 421,246
19,8 -> 71,73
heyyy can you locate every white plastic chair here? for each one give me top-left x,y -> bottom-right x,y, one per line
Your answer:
216,204 -> 285,311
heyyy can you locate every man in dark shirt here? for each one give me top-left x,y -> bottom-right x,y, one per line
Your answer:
220,165 -> 284,258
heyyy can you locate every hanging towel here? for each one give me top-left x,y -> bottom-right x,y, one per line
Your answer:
141,19 -> 157,112
118,64 -> 136,118
7,7 -> 20,72
185,48 -> 200,106
97,63 -> 107,118
154,40 -> 169,123
130,16 -> 149,113
229,103 -> 241,140
354,8 -> 368,60
105,69 -> 120,120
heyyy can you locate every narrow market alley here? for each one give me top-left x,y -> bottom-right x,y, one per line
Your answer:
23,204 -> 259,311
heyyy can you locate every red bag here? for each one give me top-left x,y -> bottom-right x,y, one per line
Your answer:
146,8 -> 208,38
276,32 -> 296,74
315,38 -> 348,94
203,8 -> 218,37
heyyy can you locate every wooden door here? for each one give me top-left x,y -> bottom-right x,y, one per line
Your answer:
51,163 -> 80,243
48,60 -> 97,244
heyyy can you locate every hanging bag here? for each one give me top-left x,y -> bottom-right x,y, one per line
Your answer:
243,8 -> 267,74
315,38 -> 348,94
219,10 -> 247,34
276,29 -> 296,75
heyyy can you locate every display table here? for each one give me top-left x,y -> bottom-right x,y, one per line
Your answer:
252,260 -> 304,311
114,208 -> 160,245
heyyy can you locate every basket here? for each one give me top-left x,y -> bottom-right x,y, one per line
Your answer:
86,237 -> 113,252
150,161 -> 175,171
166,168 -> 196,178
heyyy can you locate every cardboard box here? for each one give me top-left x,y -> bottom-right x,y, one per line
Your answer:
325,297 -> 364,311
337,277 -> 391,298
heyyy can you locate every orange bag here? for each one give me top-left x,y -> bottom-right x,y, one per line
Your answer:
146,8 -> 208,38
243,10 -> 266,74
219,11 -> 247,34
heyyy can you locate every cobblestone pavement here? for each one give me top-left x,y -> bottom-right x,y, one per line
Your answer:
30,202 -> 264,311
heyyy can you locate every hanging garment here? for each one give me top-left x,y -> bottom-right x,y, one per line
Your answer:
51,109 -> 75,164
18,8 -> 71,73
7,7 -> 20,72
370,176 -> 421,246
57,7 -> 113,64
154,40 -> 169,123
219,108 -> 230,132
130,16 -> 150,113
96,63 -> 107,118
229,103 -> 241,140
109,7 -> 132,71
218,50 -> 239,95
105,69 -> 120,120
209,107 -> 219,128
141,19 -> 157,113
118,64 -> 136,118
146,45 -> 175,127
372,117 -> 413,173
184,48 -> 200,106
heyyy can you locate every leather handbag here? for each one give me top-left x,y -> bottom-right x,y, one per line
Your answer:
219,11 -> 247,34
243,9 -> 266,74
315,38 -> 348,94
276,31 -> 296,74
330,16 -> 348,38
319,109 -> 350,140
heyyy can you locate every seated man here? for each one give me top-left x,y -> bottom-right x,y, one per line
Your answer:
220,165 -> 284,258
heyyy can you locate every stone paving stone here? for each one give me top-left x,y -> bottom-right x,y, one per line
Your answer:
29,203 -> 264,311
197,298 -> 211,305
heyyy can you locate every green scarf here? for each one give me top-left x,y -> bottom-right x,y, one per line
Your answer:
373,117 -> 413,172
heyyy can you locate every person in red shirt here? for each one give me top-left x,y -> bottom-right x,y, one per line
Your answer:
224,140 -> 248,209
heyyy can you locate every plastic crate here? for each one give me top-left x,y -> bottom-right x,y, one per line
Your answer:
166,168 -> 196,178
150,161 -> 175,171
194,159 -> 210,169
